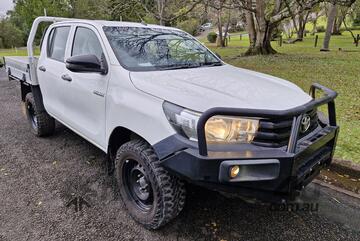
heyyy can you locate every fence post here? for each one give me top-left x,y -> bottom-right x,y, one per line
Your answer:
314,35 -> 319,48
356,34 -> 360,47
228,35 -> 231,43
240,34 -> 242,41
278,36 -> 283,47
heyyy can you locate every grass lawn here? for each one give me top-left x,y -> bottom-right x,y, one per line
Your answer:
0,48 -> 40,64
201,31 -> 360,163
1,32 -> 359,163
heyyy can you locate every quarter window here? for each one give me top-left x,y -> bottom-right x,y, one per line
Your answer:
72,27 -> 103,60
47,26 -> 70,62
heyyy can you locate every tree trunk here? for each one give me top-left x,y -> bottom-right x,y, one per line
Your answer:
245,23 -> 276,55
332,14 -> 345,35
222,12 -> 231,47
291,14 -> 299,38
245,10 -> 256,49
321,3 -> 337,51
157,0 -> 165,26
159,18 -> 165,26
297,27 -> 305,41
311,19 -> 318,35
216,9 -> 225,47
296,12 -> 310,41
245,0 -> 276,55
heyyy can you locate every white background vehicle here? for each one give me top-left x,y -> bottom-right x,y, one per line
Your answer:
4,17 -> 339,229
199,22 -> 212,32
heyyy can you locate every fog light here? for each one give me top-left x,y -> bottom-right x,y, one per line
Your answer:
230,165 -> 240,178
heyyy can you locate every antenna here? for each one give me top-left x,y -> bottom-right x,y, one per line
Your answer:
43,8 -> 47,16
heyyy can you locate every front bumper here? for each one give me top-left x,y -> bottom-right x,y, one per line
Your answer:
153,83 -> 339,202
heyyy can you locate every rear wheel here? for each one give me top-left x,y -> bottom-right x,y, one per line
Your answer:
24,92 -> 55,137
114,140 -> 186,229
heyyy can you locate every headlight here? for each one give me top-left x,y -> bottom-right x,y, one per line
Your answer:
163,102 -> 201,141
163,102 -> 259,143
205,116 -> 259,143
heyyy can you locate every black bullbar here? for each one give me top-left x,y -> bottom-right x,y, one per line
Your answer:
154,83 -> 339,201
197,83 -> 337,156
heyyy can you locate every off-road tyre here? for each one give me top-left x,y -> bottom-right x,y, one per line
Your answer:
114,139 -> 186,229
24,92 -> 55,137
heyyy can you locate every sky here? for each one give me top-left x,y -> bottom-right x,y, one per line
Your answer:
0,0 -> 14,18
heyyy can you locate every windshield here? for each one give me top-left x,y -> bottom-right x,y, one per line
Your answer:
103,26 -> 222,71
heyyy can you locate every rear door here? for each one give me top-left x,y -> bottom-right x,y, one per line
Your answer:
60,24 -> 110,149
37,25 -> 71,117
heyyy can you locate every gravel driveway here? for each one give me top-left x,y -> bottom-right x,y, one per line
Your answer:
0,68 -> 359,241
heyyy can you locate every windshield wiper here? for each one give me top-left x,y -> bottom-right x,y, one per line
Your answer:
156,61 -> 222,71
157,63 -> 201,70
200,62 -> 223,67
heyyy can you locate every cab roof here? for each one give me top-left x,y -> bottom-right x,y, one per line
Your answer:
53,18 -> 180,31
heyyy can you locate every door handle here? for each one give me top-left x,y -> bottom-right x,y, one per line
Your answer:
38,66 -> 46,72
61,74 -> 72,82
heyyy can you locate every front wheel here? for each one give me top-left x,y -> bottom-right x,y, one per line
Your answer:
114,140 -> 186,229
24,93 -> 55,137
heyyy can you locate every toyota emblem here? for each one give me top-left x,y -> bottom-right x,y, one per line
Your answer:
300,115 -> 311,133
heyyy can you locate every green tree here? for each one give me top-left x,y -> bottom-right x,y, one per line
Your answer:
235,0 -> 323,55
66,0 -> 111,19
109,0 -> 148,22
0,19 -> 24,48
139,0 -> 201,26
351,0 -> 360,25
7,0 -> 112,45
10,0 -> 71,35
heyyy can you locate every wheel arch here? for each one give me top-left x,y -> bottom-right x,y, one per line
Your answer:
107,126 -> 150,158
106,126 -> 152,174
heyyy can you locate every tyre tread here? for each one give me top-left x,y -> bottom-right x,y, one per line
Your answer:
25,93 -> 55,137
116,139 -> 186,229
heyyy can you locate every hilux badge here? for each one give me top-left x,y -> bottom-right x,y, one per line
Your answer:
300,115 -> 311,133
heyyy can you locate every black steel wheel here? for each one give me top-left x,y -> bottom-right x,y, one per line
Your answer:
114,139 -> 186,229
123,160 -> 154,211
26,99 -> 38,130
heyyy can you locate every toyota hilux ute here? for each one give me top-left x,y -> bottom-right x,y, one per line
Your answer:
3,17 -> 339,229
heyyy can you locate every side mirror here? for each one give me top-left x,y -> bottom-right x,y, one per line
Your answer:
215,52 -> 222,60
66,54 -> 107,74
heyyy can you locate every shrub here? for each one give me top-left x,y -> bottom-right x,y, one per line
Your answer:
353,16 -> 360,26
176,18 -> 200,36
341,25 -> 360,31
271,28 -> 282,40
207,32 -> 218,43
316,26 -> 326,33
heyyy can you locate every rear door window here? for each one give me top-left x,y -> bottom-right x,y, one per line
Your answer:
47,26 -> 71,62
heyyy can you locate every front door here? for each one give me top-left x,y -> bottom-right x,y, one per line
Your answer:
60,25 -> 109,149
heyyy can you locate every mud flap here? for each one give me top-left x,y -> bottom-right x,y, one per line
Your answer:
30,85 -> 46,113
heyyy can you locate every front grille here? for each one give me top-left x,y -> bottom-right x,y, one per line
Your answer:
252,109 -> 319,148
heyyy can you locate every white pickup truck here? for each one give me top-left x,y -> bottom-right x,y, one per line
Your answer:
3,17 -> 339,229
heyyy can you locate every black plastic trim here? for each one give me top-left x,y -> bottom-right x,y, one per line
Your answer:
30,85 -> 46,113
157,126 -> 338,201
